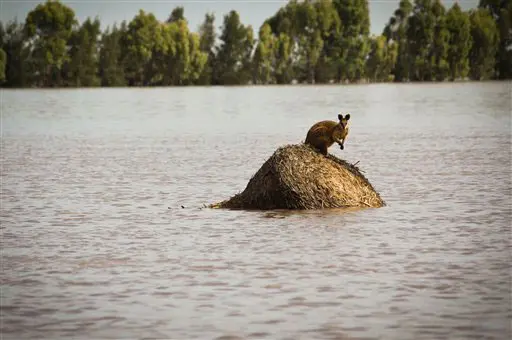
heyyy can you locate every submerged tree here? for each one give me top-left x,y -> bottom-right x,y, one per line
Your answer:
65,17 -> 101,86
24,0 -> 77,87
253,23 -> 276,84
331,0 -> 370,82
468,8 -> 500,80
120,10 -> 160,86
187,30 -> 208,84
99,23 -> 127,86
366,35 -> 397,82
274,32 -> 294,84
1,0 -> 511,87
446,3 -> 472,80
154,19 -> 207,85
430,0 -> 450,81
0,20 -> 31,87
406,0 -> 438,81
478,0 -> 512,79
0,47 -> 6,83
197,13 -> 216,85
294,0 -> 324,83
213,10 -> 254,85
383,0 -> 413,81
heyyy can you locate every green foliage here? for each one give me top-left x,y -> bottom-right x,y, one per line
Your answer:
446,3 -> 472,80
406,0 -> 437,81
0,0 -> 509,87
0,20 -> 32,87
253,24 -> 276,84
167,7 -> 185,24
331,0 -> 370,82
197,13 -> 216,85
145,17 -> 207,86
274,33 -> 294,84
187,32 -> 208,84
478,0 -> 511,78
121,10 -> 160,86
24,0 -> 77,87
429,0 -> 450,81
366,35 -> 398,82
295,1 -> 324,83
0,48 -> 6,83
213,11 -> 254,85
160,20 -> 201,85
99,24 -> 127,86
469,8 -> 500,79
384,0 -> 413,81
65,17 -> 101,86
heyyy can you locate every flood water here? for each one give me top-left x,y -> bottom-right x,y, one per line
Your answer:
1,82 -> 511,340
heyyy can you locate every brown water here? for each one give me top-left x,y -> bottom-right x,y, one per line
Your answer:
1,82 -> 511,340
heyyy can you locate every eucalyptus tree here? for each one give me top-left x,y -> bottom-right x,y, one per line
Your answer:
24,0 -> 77,87
468,8 -> 500,79
478,0 -> 512,78
446,3 -> 472,80
383,0 -> 413,81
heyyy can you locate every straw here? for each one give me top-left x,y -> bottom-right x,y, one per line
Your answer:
209,143 -> 385,210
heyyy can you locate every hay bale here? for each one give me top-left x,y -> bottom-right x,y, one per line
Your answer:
210,143 -> 385,210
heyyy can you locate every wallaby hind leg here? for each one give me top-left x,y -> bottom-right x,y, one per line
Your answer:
319,145 -> 328,156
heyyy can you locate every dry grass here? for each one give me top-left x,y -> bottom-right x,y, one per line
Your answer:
209,143 -> 385,210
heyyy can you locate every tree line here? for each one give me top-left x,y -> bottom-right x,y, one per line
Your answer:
0,0 -> 510,87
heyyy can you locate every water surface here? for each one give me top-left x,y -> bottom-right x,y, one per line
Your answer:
1,82 -> 511,339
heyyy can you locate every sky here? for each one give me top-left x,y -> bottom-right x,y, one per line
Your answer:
0,0 -> 479,36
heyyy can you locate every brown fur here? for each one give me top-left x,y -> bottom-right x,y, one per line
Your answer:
305,114 -> 350,155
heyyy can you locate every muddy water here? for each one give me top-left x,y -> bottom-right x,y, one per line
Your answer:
1,82 -> 511,339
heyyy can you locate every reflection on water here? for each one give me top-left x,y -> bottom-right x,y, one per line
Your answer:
1,82 -> 511,339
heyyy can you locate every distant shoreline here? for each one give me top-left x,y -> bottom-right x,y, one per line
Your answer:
1,79 -> 509,91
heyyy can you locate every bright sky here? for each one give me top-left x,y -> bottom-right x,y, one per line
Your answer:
0,0 -> 479,36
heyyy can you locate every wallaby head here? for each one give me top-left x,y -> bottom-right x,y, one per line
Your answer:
337,113 -> 350,129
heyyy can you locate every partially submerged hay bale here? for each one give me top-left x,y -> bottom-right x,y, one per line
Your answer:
210,143 -> 385,210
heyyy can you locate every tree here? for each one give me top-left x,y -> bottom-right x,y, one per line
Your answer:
24,0 -> 77,87
152,19 -> 207,86
383,0 -> 413,81
445,3 -> 472,80
274,33 -> 294,84
167,7 -> 185,24
479,0 -> 512,78
2,0 -> 508,87
99,23 -> 126,86
406,0 -> 437,81
295,0 -> 324,83
332,0 -> 370,82
253,23 -> 276,84
366,35 -> 398,82
160,20 -> 189,85
0,48 -> 6,83
187,31 -> 208,84
468,8 -> 500,79
429,0 -> 449,80
213,10 -> 254,85
197,13 -> 216,85
65,17 -> 101,86
313,0 -> 341,83
121,10 -> 159,86
0,20 -> 31,87
165,20 -> 191,85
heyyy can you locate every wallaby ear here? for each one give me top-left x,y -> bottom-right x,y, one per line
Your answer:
345,114 -> 350,121
338,114 -> 343,121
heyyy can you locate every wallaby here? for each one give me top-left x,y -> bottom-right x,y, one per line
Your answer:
305,113 -> 350,155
